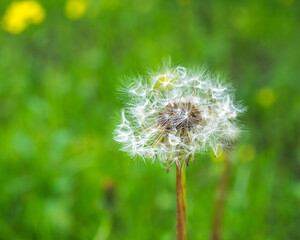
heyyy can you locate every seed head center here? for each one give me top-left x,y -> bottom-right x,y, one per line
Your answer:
158,102 -> 203,130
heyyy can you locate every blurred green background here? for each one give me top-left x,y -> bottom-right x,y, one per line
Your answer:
0,0 -> 299,239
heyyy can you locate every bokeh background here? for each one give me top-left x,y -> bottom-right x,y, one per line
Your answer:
0,0 -> 299,239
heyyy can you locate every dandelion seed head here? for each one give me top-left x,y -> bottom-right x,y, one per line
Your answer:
114,63 -> 245,166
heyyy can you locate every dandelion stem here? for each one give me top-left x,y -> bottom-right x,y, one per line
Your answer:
211,153 -> 231,240
176,163 -> 187,240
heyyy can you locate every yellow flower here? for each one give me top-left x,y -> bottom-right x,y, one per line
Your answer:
65,0 -> 87,20
154,74 -> 178,89
210,150 -> 227,162
1,1 -> 45,34
256,87 -> 276,108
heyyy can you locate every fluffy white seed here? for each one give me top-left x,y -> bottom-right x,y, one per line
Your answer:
114,63 -> 245,166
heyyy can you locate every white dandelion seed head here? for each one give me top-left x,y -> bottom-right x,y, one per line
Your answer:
114,63 -> 245,167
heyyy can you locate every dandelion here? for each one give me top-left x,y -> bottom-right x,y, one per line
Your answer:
256,87 -> 275,108
1,1 -> 45,34
65,0 -> 87,20
114,62 -> 244,240
114,63 -> 243,167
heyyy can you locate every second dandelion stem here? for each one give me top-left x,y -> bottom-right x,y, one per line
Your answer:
176,163 -> 187,240
211,154 -> 231,240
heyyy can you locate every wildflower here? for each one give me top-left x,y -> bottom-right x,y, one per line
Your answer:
114,63 -> 244,168
65,0 -> 87,20
256,87 -> 275,108
1,1 -> 45,34
210,150 -> 227,162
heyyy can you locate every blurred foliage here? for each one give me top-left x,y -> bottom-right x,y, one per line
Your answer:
0,0 -> 299,239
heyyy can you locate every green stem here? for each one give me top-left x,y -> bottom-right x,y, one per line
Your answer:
176,163 -> 187,240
